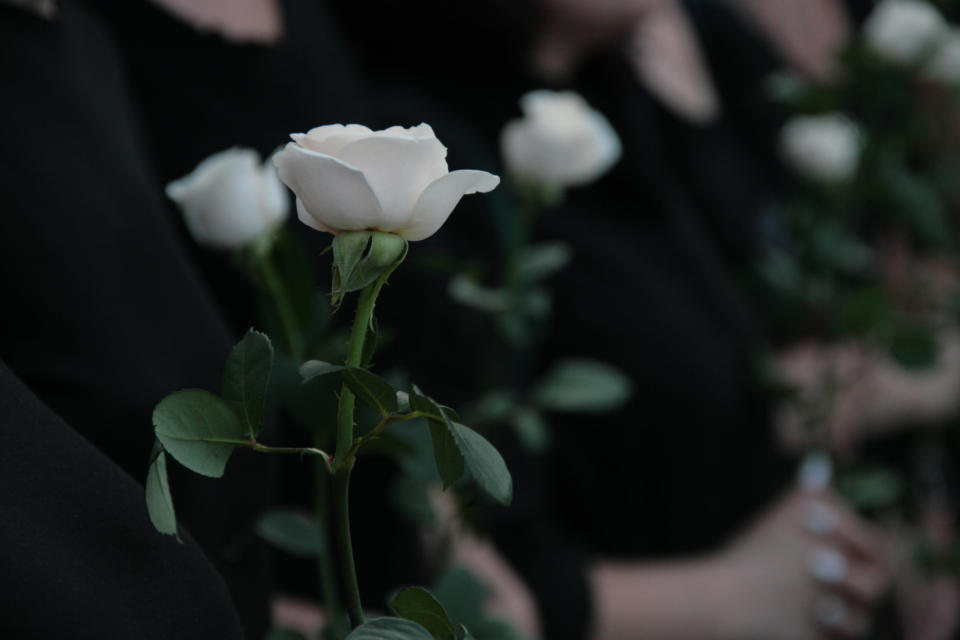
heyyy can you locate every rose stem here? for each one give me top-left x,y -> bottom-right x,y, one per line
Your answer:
256,247 -> 306,363
332,282 -> 379,629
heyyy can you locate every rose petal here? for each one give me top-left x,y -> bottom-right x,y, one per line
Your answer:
396,169 -> 500,241
293,124 -> 373,155
336,135 -> 448,230
274,142 -> 383,232
296,198 -> 337,234
259,156 -> 290,226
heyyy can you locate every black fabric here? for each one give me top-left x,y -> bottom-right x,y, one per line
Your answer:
0,2 -> 270,634
0,360 -> 244,639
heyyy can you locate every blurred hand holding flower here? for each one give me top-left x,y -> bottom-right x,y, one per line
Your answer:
500,90 -> 621,189
166,147 -> 288,249
779,113 -> 861,184
273,123 -> 499,241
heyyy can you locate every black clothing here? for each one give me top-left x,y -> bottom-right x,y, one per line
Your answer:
0,361 -> 245,639
0,2 -> 269,633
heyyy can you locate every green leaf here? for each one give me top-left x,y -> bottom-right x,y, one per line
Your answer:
412,386 -> 512,505
428,421 -> 464,490
343,368 -> 398,416
511,407 -> 550,453
836,467 -> 904,511
390,587 -> 456,640
448,275 -> 508,313
299,360 -> 345,382
265,630 -> 309,640
345,617 -> 435,640
153,390 -> 246,478
222,329 -> 274,438
533,359 -> 633,413
516,242 -> 572,284
450,422 -> 513,506
254,509 -> 324,557
145,446 -> 178,539
455,626 -> 477,640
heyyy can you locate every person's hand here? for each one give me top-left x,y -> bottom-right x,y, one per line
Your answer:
715,489 -> 895,639
775,333 -> 960,452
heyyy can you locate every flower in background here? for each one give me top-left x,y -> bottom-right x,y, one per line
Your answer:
500,90 -> 621,189
923,30 -> 960,84
273,123 -> 499,241
780,113 -> 861,184
166,148 -> 288,249
863,0 -> 947,65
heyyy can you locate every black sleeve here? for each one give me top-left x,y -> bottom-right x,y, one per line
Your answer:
0,361 -> 245,639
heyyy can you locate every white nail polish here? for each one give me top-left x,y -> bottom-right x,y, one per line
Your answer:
808,546 -> 848,584
815,594 -> 847,628
798,451 -> 833,492
802,501 -> 838,535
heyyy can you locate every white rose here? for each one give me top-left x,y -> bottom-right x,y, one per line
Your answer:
500,90 -> 622,188
780,113 -> 861,184
166,148 -> 289,249
272,123 -> 500,242
863,0 -> 947,64
923,30 -> 960,83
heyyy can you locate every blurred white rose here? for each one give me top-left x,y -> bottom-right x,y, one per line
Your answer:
166,148 -> 288,249
923,30 -> 960,83
863,0 -> 947,64
780,113 -> 861,183
273,123 -> 499,242
500,90 -> 621,189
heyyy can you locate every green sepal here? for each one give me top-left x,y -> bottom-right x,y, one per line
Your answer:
332,231 -> 408,309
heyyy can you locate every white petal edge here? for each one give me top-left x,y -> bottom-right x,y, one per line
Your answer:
273,143 -> 384,233
396,170 -> 500,241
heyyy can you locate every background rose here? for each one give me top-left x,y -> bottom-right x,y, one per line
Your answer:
500,90 -> 622,189
863,0 -> 947,65
779,113 -> 861,184
923,30 -> 960,84
273,123 -> 499,241
166,147 -> 288,249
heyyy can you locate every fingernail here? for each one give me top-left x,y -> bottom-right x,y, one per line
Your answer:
798,451 -> 833,492
807,546 -> 848,584
814,594 -> 847,628
802,501 -> 838,535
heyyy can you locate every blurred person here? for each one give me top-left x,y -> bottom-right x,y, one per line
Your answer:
319,0 -> 912,639
0,359 -> 245,638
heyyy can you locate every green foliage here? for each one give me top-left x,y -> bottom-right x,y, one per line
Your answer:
516,242 -> 572,285
510,407 -> 550,453
222,329 -> 274,438
533,359 -> 633,413
300,360 -> 345,382
153,389 -> 246,478
390,587 -> 456,640
432,568 -> 528,640
145,445 -> 178,539
412,386 -> 513,506
332,231 -> 409,308
343,368 -> 398,416
837,466 -> 904,512
448,276 -> 509,313
255,509 -> 325,557
265,630 -> 309,640
345,618 -> 436,640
